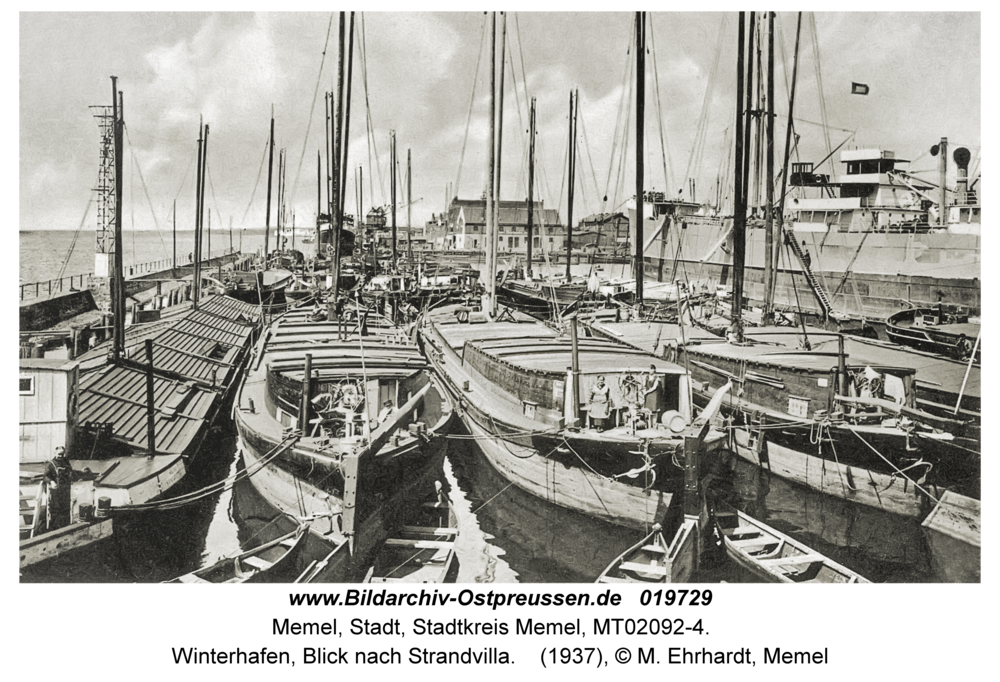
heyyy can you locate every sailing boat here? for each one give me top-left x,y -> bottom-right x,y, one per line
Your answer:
232,16 -> 457,581
420,13 -> 728,531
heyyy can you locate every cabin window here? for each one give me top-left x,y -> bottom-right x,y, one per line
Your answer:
19,375 -> 34,396
788,396 -> 810,418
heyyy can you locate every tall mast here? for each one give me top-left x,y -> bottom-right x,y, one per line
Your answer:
111,77 -> 125,361
172,199 -> 176,270
731,12 -> 747,330
634,12 -> 645,306
494,12 -> 507,290
485,12 -> 497,316
193,118 -> 204,312
340,12 -> 355,222
316,151 -> 322,248
566,89 -> 577,280
741,12 -> 755,215
391,131 -> 397,268
264,108 -> 275,260
527,97 -> 536,279
407,148 -> 413,260
763,12 -> 776,322
776,11 -> 803,308
331,12 -> 345,307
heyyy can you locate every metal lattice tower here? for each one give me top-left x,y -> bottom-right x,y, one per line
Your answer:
90,104 -> 116,261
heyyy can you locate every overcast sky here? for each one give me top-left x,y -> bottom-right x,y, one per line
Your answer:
19,11 -> 980,233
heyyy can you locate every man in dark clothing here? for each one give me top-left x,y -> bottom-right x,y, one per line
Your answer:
801,241 -> 812,269
44,446 -> 73,530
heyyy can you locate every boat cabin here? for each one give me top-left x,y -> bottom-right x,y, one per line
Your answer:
19,359 -> 79,464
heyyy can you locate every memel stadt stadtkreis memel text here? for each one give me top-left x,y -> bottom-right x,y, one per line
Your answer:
169,588 -> 831,668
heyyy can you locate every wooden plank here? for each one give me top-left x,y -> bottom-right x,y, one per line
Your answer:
242,556 -> 273,570
641,545 -> 667,554
759,553 -> 823,566
384,538 -> 454,550
620,561 -> 668,575
402,525 -> 458,535
597,576 -> 634,583
722,525 -> 759,537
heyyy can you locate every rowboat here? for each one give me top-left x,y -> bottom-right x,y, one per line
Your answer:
597,524 -> 669,583
166,524 -> 308,583
363,481 -> 459,583
715,504 -> 870,583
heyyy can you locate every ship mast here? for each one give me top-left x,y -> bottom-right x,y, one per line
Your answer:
112,77 -> 125,360
634,12 -> 645,307
484,12 -> 497,317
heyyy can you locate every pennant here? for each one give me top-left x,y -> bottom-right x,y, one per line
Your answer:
851,82 -> 870,95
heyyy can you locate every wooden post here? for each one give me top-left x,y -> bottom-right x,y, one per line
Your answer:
683,434 -> 701,518
300,353 -> 313,435
569,316 -> 581,427
145,339 -> 156,459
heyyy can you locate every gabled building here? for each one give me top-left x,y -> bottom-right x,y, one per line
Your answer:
443,198 -> 565,253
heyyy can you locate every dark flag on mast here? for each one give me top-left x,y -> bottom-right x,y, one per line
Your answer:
851,82 -> 870,95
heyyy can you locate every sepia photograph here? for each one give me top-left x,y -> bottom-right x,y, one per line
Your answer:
18,9 -> 980,593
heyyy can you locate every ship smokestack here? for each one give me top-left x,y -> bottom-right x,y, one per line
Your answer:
953,147 -> 972,205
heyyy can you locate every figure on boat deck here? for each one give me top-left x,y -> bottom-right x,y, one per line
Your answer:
642,364 -> 665,424
587,375 -> 611,431
44,446 -> 73,531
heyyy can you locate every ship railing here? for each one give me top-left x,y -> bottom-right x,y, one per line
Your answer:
19,247 -> 240,301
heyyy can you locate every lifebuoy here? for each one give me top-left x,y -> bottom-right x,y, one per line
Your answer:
457,309 -> 470,323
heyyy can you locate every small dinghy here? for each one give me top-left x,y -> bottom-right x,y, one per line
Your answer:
166,524 -> 308,584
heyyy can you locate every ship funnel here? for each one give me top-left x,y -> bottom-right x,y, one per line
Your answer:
953,147 -> 972,205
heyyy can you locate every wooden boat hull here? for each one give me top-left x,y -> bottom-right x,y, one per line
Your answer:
365,487 -> 459,583
716,506 -> 869,583
597,520 -> 699,584
727,427 -> 932,518
886,308 -> 980,362
921,491 -> 980,582
19,518 -> 113,569
167,525 -> 308,583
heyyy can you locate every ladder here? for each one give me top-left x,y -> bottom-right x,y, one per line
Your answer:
785,235 -> 834,319
19,481 -> 47,539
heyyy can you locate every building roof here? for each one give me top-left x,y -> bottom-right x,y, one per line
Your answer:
448,198 -> 561,228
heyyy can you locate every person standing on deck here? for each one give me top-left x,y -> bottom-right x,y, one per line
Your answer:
44,446 -> 73,531
587,376 -> 611,431
642,365 -> 664,425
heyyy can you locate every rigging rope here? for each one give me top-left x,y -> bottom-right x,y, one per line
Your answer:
288,13 -> 336,210
124,125 -> 170,261
55,183 -> 97,282
239,139 -> 271,225
647,14 -> 674,195
454,15 -> 487,200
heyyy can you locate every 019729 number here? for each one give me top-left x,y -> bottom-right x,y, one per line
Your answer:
640,589 -> 712,606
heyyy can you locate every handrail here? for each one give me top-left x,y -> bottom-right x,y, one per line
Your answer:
20,247 -> 240,301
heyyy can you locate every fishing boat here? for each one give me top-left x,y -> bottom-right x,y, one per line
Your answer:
714,504 -> 870,583
886,306 -> 980,362
233,301 -> 456,581
678,338 -> 971,518
595,521 -> 699,584
222,267 -> 294,307
165,524 -> 308,583
420,305 -> 729,530
363,481 -> 459,583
